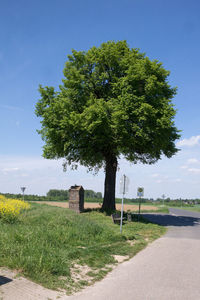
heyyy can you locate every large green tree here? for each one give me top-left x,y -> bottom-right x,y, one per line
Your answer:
35,41 -> 180,212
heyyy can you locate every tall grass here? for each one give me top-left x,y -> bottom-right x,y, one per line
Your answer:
0,203 -> 166,293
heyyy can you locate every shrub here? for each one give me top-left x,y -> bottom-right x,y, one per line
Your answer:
0,195 -> 30,223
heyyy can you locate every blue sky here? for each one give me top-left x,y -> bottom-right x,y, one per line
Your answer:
0,0 -> 200,199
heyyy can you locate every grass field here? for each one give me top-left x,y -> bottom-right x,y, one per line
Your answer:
172,206 -> 200,213
0,203 -> 166,294
34,201 -> 169,214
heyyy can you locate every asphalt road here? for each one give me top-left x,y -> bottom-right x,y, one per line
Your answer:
1,208 -> 200,300
68,208 -> 200,300
143,208 -> 200,240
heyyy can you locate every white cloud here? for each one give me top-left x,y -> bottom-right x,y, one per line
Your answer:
180,165 -> 188,169
0,155 -> 105,195
0,105 -> 23,111
188,168 -> 200,174
0,153 -> 199,199
177,135 -> 200,147
174,178 -> 181,182
180,159 -> 200,172
0,156 -> 61,171
21,173 -> 29,177
151,173 -> 159,178
187,158 -> 200,164
2,167 -> 20,172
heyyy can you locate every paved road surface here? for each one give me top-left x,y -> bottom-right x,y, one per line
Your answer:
144,208 -> 200,240
68,208 -> 200,300
1,208 -> 200,299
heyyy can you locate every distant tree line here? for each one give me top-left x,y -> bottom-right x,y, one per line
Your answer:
84,190 -> 102,199
46,189 -> 69,201
0,193 -> 47,201
46,189 -> 102,200
0,191 -> 199,205
0,189 -> 102,202
115,198 -> 200,206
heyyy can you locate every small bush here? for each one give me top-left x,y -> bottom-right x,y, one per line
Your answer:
0,195 -> 30,223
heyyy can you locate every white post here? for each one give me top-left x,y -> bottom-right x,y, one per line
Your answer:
120,175 -> 126,233
162,194 -> 165,206
137,187 -> 144,221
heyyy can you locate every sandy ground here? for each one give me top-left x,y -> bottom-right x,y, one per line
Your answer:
37,201 -> 159,211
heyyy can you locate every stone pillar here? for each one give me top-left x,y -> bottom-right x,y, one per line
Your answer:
69,185 -> 84,213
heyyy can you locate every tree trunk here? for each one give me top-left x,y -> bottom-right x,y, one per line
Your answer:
102,156 -> 117,212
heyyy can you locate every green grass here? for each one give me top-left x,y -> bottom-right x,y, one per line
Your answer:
0,203 -> 166,294
123,204 -> 169,214
170,206 -> 200,213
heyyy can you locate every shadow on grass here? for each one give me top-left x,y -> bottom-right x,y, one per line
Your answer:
82,208 -> 150,224
83,207 -> 116,216
142,213 -> 200,227
82,207 -> 200,228
83,207 -> 102,213
0,276 -> 13,286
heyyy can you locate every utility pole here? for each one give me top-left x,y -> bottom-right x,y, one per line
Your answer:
162,194 -> 165,206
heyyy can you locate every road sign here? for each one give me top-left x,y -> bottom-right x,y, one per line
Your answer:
119,175 -> 129,194
21,187 -> 26,201
21,187 -> 26,193
137,187 -> 144,197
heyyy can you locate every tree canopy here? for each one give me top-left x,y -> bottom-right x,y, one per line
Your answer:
35,40 -> 180,211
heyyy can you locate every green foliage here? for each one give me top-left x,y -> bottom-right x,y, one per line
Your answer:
0,189 -> 102,202
35,40 -> 180,170
84,190 -> 102,199
46,189 -> 69,200
0,193 -> 47,202
0,203 -> 165,292
179,206 -> 200,212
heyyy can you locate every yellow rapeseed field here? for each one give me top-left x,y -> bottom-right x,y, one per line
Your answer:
0,195 -> 30,222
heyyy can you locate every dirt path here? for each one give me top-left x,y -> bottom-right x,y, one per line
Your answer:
37,201 -> 159,211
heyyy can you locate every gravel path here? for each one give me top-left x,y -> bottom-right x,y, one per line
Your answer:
1,208 -> 200,300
